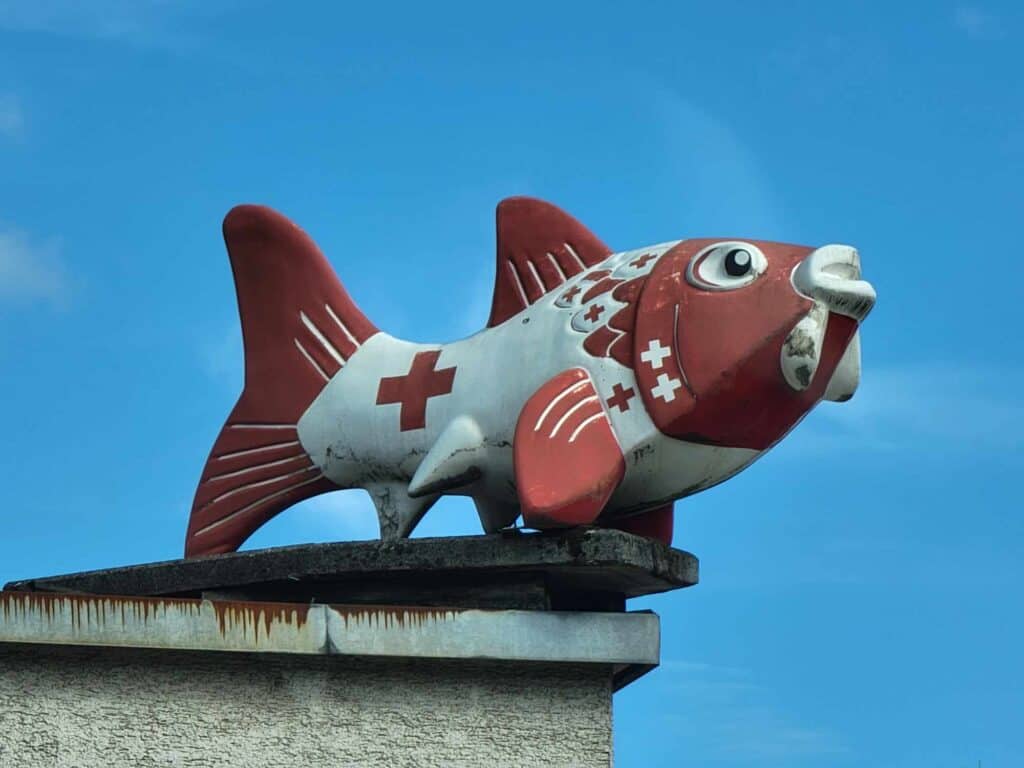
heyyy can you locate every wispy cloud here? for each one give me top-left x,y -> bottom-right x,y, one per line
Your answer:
648,659 -> 846,760
0,1 -> 232,48
449,268 -> 493,341
787,361 -> 1023,457
716,712 -> 845,759
652,89 -> 784,239
198,322 -> 243,392
0,227 -> 70,307
302,491 -> 381,541
422,180 -> 537,343
954,6 -> 1003,40
0,93 -> 24,139
240,489 -> 382,551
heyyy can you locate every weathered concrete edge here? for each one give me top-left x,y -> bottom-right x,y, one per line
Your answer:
4,529 -> 698,599
0,592 -> 660,668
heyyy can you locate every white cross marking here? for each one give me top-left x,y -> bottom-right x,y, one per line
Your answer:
640,339 -> 672,370
651,374 -> 682,403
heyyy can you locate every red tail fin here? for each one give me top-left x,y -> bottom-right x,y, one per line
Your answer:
184,205 -> 378,557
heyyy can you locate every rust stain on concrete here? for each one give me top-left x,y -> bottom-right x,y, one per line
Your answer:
332,604 -> 465,629
211,601 -> 311,640
0,591 -> 310,640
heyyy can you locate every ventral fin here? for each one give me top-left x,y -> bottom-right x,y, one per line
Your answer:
608,504 -> 674,546
473,497 -> 520,534
408,416 -> 486,498
488,197 -> 612,327
514,368 -> 625,529
366,482 -> 439,539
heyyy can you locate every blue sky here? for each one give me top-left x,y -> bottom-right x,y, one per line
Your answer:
1,1 -> 1021,765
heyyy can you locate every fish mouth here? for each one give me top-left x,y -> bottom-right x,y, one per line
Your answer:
791,244 -> 876,322
781,245 -> 875,398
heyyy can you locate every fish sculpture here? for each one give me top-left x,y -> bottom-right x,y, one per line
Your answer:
184,198 -> 875,557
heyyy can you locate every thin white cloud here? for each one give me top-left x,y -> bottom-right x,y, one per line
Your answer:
650,659 -> 846,759
0,94 -> 24,139
198,322 -> 243,392
450,268 -> 494,340
413,180 -> 538,343
0,1 -> 161,41
0,1 -> 231,47
717,714 -> 846,759
0,227 -> 70,306
954,6 -> 1002,40
651,88 -> 784,239
660,659 -> 751,678
239,489 -> 382,551
302,491 -> 382,541
794,362 -> 1024,456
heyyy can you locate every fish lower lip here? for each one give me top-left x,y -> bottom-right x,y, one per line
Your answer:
824,331 -> 861,402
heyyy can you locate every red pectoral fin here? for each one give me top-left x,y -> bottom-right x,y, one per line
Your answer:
608,504 -> 674,546
514,368 -> 625,528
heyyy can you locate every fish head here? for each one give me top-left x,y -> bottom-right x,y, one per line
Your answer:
634,239 -> 876,451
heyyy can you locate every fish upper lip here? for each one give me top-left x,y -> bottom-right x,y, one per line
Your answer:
791,245 -> 876,322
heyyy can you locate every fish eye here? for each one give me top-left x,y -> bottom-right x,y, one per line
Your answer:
686,242 -> 766,291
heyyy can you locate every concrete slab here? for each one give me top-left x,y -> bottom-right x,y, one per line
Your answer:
5,528 -> 697,610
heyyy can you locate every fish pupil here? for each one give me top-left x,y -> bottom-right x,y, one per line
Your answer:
725,248 -> 751,277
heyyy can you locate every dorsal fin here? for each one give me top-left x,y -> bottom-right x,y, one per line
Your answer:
487,197 -> 612,327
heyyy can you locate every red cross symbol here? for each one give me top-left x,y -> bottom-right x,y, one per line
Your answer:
376,350 -> 457,431
583,304 -> 605,323
606,383 -> 636,412
631,253 -> 656,269
561,285 -> 582,302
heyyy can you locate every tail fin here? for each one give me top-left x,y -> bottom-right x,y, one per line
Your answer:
184,205 -> 378,557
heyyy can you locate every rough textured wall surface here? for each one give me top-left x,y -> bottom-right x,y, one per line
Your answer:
0,645 -> 612,768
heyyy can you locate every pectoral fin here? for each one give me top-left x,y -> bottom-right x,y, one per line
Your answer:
514,368 -> 625,528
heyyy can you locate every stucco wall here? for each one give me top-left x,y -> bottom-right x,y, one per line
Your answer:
0,644 -> 612,768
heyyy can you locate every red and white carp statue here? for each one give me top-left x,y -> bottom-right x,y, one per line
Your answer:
184,198 -> 876,557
